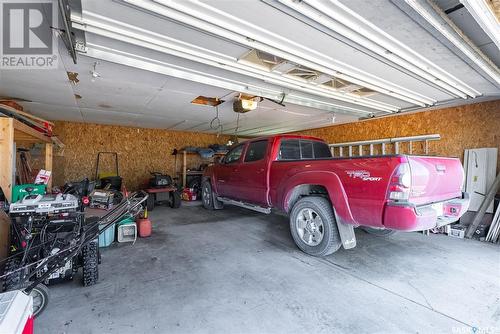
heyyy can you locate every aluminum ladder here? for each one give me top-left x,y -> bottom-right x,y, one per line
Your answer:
329,134 -> 441,157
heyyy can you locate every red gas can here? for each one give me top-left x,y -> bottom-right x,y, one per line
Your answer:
136,218 -> 152,238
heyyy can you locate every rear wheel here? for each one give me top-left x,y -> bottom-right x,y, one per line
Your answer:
31,284 -> 49,317
290,197 -> 341,257
3,258 -> 22,291
363,227 -> 398,237
201,180 -> 223,210
82,241 -> 99,287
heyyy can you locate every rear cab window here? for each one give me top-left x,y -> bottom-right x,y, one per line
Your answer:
244,140 -> 268,162
278,139 -> 331,160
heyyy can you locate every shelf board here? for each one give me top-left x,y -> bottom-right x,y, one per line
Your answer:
13,118 -> 51,144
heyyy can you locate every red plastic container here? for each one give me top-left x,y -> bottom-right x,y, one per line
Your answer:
136,218 -> 152,238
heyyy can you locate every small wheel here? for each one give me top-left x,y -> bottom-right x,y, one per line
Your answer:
202,180 -> 223,210
169,191 -> 181,208
30,284 -> 49,317
289,197 -> 341,257
3,257 -> 23,291
363,227 -> 398,237
146,193 -> 155,212
82,240 -> 99,287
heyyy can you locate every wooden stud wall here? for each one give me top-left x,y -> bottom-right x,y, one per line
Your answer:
0,118 -> 15,203
295,100 -> 500,171
52,122 -> 230,190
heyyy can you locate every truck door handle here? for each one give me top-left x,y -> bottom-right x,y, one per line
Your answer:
256,168 -> 265,174
233,168 -> 238,172
218,179 -> 225,183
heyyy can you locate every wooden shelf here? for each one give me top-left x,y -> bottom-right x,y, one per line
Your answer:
0,117 -> 53,202
180,150 -> 227,156
14,118 -> 51,144
179,149 -> 227,187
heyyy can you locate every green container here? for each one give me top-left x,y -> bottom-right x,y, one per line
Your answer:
117,216 -> 135,226
12,184 -> 46,202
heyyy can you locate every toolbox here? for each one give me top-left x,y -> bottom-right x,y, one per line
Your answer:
448,224 -> 467,239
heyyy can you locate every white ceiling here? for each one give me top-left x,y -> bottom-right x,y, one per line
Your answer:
0,0 -> 499,136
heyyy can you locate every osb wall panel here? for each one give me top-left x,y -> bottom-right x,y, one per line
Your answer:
52,121 -> 230,190
295,100 -> 500,171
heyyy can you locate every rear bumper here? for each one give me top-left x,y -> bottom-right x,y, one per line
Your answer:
383,193 -> 470,231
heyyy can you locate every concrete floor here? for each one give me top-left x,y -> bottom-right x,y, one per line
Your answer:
37,203 -> 500,334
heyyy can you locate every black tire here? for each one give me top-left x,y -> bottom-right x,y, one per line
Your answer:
3,257 -> 22,291
363,227 -> 398,237
201,180 -> 223,210
289,197 -> 342,257
82,240 -> 99,287
187,177 -> 202,199
146,193 -> 155,212
31,284 -> 49,317
169,191 -> 181,209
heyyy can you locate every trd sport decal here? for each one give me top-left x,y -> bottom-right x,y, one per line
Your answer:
346,170 -> 382,181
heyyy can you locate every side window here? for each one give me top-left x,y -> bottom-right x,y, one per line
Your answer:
313,141 -> 332,158
300,140 -> 313,159
224,145 -> 244,164
244,140 -> 268,162
279,140 -> 300,160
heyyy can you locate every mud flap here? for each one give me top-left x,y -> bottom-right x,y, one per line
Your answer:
334,211 -> 356,249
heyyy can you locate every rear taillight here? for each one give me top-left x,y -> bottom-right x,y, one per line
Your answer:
388,163 -> 411,201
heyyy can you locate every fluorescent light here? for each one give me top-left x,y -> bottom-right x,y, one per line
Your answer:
283,0 -> 478,99
405,0 -> 500,86
73,11 -> 397,112
83,43 -> 374,116
120,0 -> 430,107
461,0 -> 500,51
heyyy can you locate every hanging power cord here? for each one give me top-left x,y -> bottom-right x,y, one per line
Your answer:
234,112 -> 241,135
210,103 -> 223,137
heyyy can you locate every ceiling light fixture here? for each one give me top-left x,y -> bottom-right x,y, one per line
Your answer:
280,0 -> 480,98
72,12 -> 398,112
405,0 -> 500,85
460,0 -> 500,51
84,43 -> 374,117
119,0 -> 430,107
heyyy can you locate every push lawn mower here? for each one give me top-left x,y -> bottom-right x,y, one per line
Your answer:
90,152 -> 124,210
1,189 -> 147,317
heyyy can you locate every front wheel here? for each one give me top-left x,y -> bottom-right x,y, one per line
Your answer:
82,241 -> 99,287
363,227 -> 398,237
30,284 -> 49,317
289,197 -> 341,257
201,180 -> 223,210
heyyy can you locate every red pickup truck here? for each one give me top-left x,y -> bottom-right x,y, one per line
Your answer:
202,135 -> 469,256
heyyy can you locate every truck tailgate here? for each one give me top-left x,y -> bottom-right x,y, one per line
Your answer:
407,156 -> 464,206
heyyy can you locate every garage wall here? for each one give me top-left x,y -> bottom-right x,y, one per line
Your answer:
51,121 -> 230,190
294,100 -> 500,172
